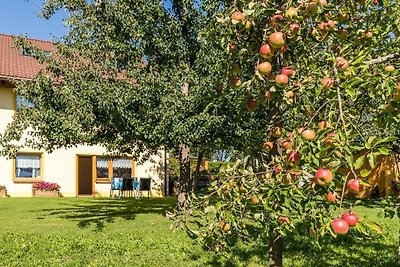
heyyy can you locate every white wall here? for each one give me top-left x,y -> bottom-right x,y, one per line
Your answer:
0,86 -> 166,197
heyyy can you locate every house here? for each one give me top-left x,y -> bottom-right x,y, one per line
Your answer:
0,33 -> 166,197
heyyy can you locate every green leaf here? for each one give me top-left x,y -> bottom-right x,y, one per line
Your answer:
360,169 -> 371,177
365,221 -> 384,234
367,153 -> 376,168
243,9 -> 255,16
378,147 -> 390,155
354,155 -> 365,170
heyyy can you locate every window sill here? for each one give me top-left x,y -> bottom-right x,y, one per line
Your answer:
96,179 -> 111,184
13,178 -> 42,183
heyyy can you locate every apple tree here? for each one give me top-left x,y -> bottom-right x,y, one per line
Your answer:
170,0 -> 400,266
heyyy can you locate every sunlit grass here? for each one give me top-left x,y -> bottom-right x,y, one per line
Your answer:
0,198 -> 398,266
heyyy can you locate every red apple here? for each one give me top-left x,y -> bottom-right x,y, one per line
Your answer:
347,178 -> 361,192
285,7 -> 298,20
286,91 -> 295,98
250,195 -> 259,204
259,43 -> 274,59
384,65 -> 395,72
258,62 -> 272,75
275,74 -> 289,87
321,77 -> 334,89
231,11 -> 245,21
274,165 -> 282,174
271,126 -> 282,138
331,219 -> 349,235
262,141 -> 273,151
325,192 -> 336,203
314,168 -> 333,186
246,98 -> 258,111
319,0 -> 328,5
269,14 -> 284,27
265,90 -> 270,100
279,44 -> 288,54
290,23 -> 300,35
365,31 -> 373,39
324,132 -> 337,146
287,150 -> 301,167
282,140 -> 291,150
336,57 -> 350,70
326,20 -> 336,29
302,129 -> 316,140
281,67 -> 294,77
269,32 -> 286,49
306,3 -> 319,17
341,212 -> 359,227
278,216 -> 290,224
318,120 -> 333,130
229,77 -> 241,88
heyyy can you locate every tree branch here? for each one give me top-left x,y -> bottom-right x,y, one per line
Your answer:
365,53 -> 400,65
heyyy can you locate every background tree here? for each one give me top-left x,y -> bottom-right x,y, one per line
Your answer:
170,0 -> 400,266
0,0 -> 273,193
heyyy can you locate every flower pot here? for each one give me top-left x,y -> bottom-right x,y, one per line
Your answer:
33,190 -> 60,197
0,189 -> 6,197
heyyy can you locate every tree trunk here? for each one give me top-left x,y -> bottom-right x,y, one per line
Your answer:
192,151 -> 203,193
178,81 -> 191,194
179,143 -> 191,193
269,235 -> 283,267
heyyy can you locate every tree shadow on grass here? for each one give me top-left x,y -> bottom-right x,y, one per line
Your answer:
187,232 -> 399,267
38,197 -> 177,231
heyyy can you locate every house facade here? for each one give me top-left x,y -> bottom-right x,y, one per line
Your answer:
0,33 -> 166,197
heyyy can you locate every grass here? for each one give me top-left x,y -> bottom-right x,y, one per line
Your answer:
0,197 -> 398,266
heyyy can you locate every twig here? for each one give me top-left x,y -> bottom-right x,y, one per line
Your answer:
365,53 -> 400,65
339,172 -> 351,209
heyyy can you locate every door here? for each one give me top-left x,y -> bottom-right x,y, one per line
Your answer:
77,156 -> 93,195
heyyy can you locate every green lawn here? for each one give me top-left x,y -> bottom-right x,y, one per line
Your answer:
0,197 -> 398,266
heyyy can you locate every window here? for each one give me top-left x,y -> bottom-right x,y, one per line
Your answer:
96,157 -> 109,179
94,156 -> 134,183
14,153 -> 42,182
113,158 -> 132,179
21,48 -> 51,59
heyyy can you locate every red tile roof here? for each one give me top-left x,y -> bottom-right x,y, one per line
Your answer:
0,33 -> 56,81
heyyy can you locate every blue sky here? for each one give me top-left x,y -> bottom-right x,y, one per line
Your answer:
0,0 -> 67,41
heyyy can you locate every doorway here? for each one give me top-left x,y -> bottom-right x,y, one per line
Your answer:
77,156 -> 93,196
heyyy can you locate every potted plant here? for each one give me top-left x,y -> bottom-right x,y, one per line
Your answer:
32,181 -> 61,197
0,185 -> 7,197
